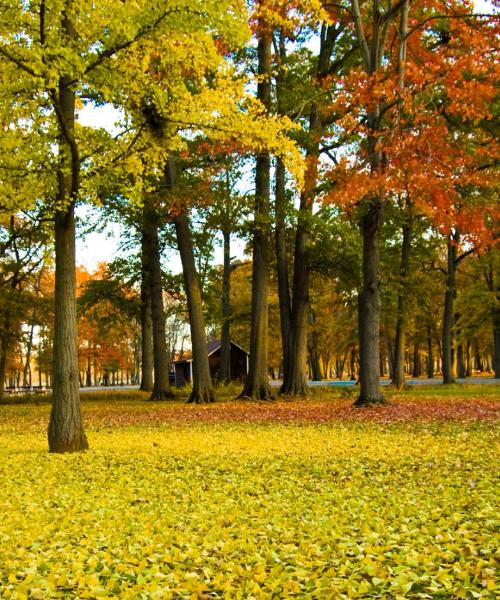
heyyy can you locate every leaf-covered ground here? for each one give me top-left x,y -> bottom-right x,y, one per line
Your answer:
0,388 -> 498,599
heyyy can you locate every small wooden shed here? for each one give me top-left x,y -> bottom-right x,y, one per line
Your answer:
174,340 -> 249,387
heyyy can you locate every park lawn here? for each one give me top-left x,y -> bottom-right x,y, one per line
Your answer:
0,389 -> 498,599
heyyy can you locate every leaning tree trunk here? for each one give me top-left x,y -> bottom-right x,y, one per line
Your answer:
216,229 -> 231,384
139,233 -> 154,392
356,199 -> 385,406
442,238 -> 457,384
48,65 -> 88,452
142,203 -> 174,400
392,221 -> 411,388
174,212 -> 214,403
239,28 -> 273,400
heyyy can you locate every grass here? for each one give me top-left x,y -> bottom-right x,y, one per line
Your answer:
0,389 -> 498,598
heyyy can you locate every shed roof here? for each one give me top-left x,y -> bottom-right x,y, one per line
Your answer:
175,340 -> 249,364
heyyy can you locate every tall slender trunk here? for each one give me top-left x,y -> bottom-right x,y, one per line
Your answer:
174,213 -> 214,403
142,203 -> 173,400
23,317 -> 36,387
442,238 -> 457,384
281,180 -> 313,395
308,329 -> 323,381
493,307 -> 500,379
48,53 -> 88,451
426,323 -> 434,378
280,24 -> 337,397
216,229 -> 231,384
392,221 -> 412,388
0,345 -> 6,402
412,343 -> 422,377
483,260 -> 500,378
166,159 -> 214,403
274,157 -> 292,383
140,233 -> 154,392
274,31 -> 292,387
239,28 -> 273,400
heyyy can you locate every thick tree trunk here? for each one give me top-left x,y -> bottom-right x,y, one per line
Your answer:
356,200 -> 385,405
392,222 -> 411,388
442,239 -> 457,384
48,206 -> 88,452
142,204 -> 173,400
174,213 -> 215,403
280,185 -> 312,395
216,229 -> 231,384
239,30 -> 273,400
48,65 -> 88,452
140,233 -> 154,392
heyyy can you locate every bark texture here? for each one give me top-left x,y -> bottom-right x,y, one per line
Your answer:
392,222 -> 412,388
239,28 -> 273,400
355,200 -> 386,405
139,233 -> 154,392
47,29 -> 88,451
442,238 -> 457,384
174,213 -> 215,404
279,24 -> 337,397
142,203 -> 174,400
167,159 -> 214,403
216,229 -> 231,384
48,207 -> 88,452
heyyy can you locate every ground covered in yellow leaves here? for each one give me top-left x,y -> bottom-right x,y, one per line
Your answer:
0,389 -> 498,598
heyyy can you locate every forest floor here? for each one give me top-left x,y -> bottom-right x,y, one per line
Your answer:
0,386 -> 498,598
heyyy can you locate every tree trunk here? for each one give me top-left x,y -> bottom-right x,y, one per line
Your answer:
0,346 -> 6,402
412,344 -> 422,377
274,157 -> 292,385
392,221 -> 411,388
356,201 -> 385,405
142,203 -> 174,400
48,206 -> 88,452
174,212 -> 215,403
239,29 -> 273,400
279,24 -> 337,397
442,238 -> 456,384
457,343 -> 466,379
308,332 -> 323,381
139,233 -> 154,392
47,63 -> 88,453
216,229 -> 231,384
493,307 -> 500,378
426,324 -> 434,379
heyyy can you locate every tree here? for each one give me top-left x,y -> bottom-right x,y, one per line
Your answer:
239,15 -> 273,400
323,1 -> 498,403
